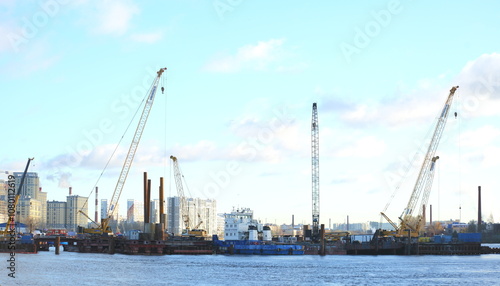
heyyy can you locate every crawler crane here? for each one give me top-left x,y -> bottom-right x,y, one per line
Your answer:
170,155 -> 207,238
381,86 -> 459,237
79,67 -> 167,235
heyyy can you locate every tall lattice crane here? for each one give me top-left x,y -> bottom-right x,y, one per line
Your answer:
80,67 -> 167,234
381,86 -> 459,236
104,67 -> 167,232
311,103 -> 320,238
170,155 -> 207,238
170,155 -> 191,233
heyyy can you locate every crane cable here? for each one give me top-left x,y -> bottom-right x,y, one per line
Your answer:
456,89 -> 462,221
80,78 -> 152,214
163,73 -> 169,179
379,114 -> 436,229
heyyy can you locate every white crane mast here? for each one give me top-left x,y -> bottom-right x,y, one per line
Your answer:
104,68 -> 167,229
311,103 -> 320,238
170,155 -> 191,232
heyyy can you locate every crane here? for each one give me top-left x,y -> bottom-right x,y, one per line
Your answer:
79,67 -> 167,235
311,103 -> 320,239
1,158 -> 34,236
170,155 -> 190,234
381,86 -> 459,237
170,155 -> 207,238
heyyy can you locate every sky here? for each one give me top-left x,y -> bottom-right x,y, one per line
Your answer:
1,0 -> 499,227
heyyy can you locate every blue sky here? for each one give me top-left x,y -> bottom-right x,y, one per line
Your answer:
1,0 -> 500,226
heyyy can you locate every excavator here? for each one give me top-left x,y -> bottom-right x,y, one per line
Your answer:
380,86 -> 459,238
170,155 -> 207,239
78,67 -> 167,236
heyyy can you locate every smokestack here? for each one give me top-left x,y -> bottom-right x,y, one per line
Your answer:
478,186 -> 482,232
292,214 -> 294,229
145,179 -> 151,224
144,172 -> 148,224
347,215 -> 349,231
95,186 -> 98,223
430,204 -> 433,225
159,177 -> 164,224
69,187 -> 72,196
422,204 -> 426,228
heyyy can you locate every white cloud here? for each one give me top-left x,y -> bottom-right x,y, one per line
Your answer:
335,52 -> 500,128
335,136 -> 387,158
92,0 -> 139,36
203,39 -> 285,72
130,31 -> 163,43
0,24 -> 19,53
461,125 -> 500,148
454,53 -> 500,118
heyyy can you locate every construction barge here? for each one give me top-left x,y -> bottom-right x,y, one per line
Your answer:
22,233 -> 500,256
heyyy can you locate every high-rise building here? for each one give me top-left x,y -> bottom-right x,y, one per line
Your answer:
0,180 -> 7,223
167,196 -> 182,235
101,199 -> 108,221
13,172 -> 47,229
100,199 -> 120,222
167,197 -> 217,236
46,201 -> 67,229
13,172 -> 39,198
66,195 -> 88,232
127,199 -> 144,223
150,199 -> 160,223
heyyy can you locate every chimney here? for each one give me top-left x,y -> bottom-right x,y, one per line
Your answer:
144,172 -> 148,224
430,204 -> 433,225
478,186 -> 482,232
347,215 -> 349,231
159,177 -> 164,224
95,186 -> 98,223
422,204 -> 426,228
145,179 -> 151,224
69,187 -> 72,196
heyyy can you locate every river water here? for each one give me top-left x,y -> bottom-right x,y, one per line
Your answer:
1,246 -> 500,286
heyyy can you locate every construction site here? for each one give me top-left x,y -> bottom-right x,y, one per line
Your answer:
2,69 -> 500,257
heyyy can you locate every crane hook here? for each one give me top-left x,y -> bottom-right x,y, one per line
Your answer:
161,87 -> 164,94
454,111 -> 457,119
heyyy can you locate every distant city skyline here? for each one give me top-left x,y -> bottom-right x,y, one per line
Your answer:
1,1 -> 500,226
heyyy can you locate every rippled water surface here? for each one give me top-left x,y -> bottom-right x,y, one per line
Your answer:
1,247 -> 500,285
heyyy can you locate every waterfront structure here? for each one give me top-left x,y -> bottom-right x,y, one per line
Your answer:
223,207 -> 263,240
127,199 -> 144,223
167,196 -> 217,236
66,195 -> 88,232
46,201 -> 66,229
101,199 -> 120,222
217,213 -> 225,239
101,199 -> 108,221
0,180 -> 7,223
150,199 -> 160,223
11,172 -> 48,229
